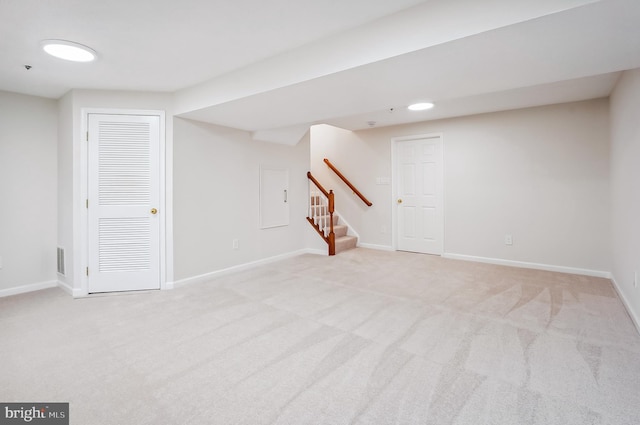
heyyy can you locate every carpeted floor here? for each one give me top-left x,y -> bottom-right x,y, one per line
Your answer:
1,248 -> 639,424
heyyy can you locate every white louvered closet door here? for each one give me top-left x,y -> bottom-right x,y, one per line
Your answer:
87,114 -> 161,293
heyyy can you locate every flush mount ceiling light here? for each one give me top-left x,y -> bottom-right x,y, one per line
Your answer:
41,39 -> 97,62
408,102 -> 434,111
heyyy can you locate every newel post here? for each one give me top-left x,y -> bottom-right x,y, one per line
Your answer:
328,190 -> 335,256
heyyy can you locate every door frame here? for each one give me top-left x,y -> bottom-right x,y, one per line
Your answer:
78,108 -> 169,296
391,133 -> 445,254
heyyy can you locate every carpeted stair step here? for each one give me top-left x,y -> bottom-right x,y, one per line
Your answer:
333,224 -> 348,238
335,235 -> 357,253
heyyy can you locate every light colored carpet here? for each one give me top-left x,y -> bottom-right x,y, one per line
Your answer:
2,248 -> 640,425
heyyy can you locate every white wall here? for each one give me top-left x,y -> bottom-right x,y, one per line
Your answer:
0,88 -> 617,294
57,90 -> 174,294
312,99 -> 611,274
610,69 -> 640,326
57,91 -> 73,290
173,118 -> 311,281
0,91 -> 58,293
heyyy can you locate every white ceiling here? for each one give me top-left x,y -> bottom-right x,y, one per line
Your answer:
0,0 -> 425,97
2,0 -> 639,144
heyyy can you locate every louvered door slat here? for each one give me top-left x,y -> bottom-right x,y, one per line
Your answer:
98,122 -> 151,206
98,218 -> 151,272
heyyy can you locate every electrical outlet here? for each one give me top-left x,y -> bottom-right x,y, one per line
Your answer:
380,225 -> 387,234
232,239 -> 239,250
504,234 -> 513,245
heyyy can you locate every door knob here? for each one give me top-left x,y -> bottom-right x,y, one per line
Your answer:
397,199 -> 403,204
150,208 -> 158,214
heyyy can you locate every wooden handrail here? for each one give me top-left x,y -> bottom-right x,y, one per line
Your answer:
307,172 -> 329,198
323,158 -> 372,206
307,172 -> 335,255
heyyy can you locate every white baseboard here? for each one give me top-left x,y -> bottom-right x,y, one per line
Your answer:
610,274 -> 640,336
0,280 -> 58,298
442,252 -> 611,279
56,280 -> 85,297
303,248 -> 327,256
357,243 -> 394,251
57,280 -> 74,296
171,249 -> 322,288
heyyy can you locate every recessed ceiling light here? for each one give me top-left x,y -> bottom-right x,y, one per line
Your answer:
41,39 -> 97,62
408,102 -> 434,111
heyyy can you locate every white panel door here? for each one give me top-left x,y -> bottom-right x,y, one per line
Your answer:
87,114 -> 161,293
395,136 -> 443,254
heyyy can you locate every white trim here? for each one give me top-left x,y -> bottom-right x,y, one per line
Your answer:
57,280 -> 73,296
56,280 -> 85,297
391,133 -> 444,254
79,108 -> 168,296
443,252 -> 611,278
610,274 -> 640,336
357,243 -> 394,251
0,280 -> 58,298
171,249 -> 323,288
302,248 -> 329,257
304,248 -> 327,256
164,114 -> 174,287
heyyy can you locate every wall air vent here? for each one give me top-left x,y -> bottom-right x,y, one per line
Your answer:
57,247 -> 65,276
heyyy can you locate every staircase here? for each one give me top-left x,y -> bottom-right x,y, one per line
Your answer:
308,194 -> 358,254
307,160 -> 370,256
